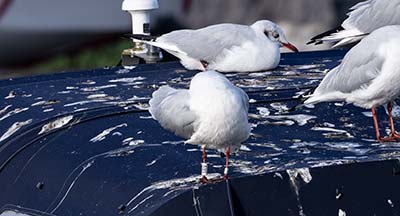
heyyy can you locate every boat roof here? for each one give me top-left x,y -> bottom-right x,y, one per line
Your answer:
1,50 -> 399,215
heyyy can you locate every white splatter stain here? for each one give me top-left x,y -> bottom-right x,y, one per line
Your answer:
87,94 -> 108,99
39,116 -> 74,135
294,64 -> 324,70
64,99 -> 118,107
133,103 -> 149,110
112,132 -> 123,136
162,140 -> 185,145
32,101 -> 48,106
123,138 -> 145,146
274,172 -> 283,179
240,145 -> 251,152
109,77 -> 146,83
146,155 -> 164,167
304,104 -> 315,109
0,107 -> 29,122
139,115 -> 153,119
270,103 -> 289,112
0,105 -> 12,115
90,124 -> 128,142
58,91 -> 71,94
78,80 -> 96,85
43,108 -> 54,113
0,210 -> 32,216
122,66 -> 136,70
362,111 -> 373,117
287,168 -> 312,216
124,172 -> 220,214
287,168 -> 312,184
81,84 -> 117,92
5,91 -> 16,99
265,114 -> 317,126
322,122 -> 336,128
249,99 -> 257,103
126,95 -> 150,101
0,119 -> 32,142
388,199 -> 394,207
311,127 -> 354,138
338,209 -> 346,216
66,86 -> 79,90
334,102 -> 345,107
257,107 -> 270,116
31,100 -> 58,107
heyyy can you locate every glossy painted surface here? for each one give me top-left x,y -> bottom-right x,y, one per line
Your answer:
1,50 -> 400,215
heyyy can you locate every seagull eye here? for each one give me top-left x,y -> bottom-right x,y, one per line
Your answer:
272,32 -> 279,39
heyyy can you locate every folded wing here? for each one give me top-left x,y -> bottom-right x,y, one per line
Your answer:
149,86 -> 196,139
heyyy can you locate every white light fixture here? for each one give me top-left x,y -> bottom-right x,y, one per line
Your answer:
122,0 -> 159,35
121,0 -> 162,65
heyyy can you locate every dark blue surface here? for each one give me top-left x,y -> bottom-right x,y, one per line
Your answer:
1,50 -> 400,215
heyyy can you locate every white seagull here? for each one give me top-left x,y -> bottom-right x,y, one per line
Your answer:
305,25 -> 400,142
129,20 -> 298,72
149,71 -> 251,182
308,0 -> 400,47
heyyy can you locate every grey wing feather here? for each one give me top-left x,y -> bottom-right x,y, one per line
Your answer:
157,24 -> 254,62
314,32 -> 384,95
343,0 -> 400,33
149,86 -> 196,139
238,87 -> 250,112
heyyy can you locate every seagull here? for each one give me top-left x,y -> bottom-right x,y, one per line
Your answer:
149,71 -> 251,182
308,0 -> 400,47
304,25 -> 400,142
128,20 -> 298,72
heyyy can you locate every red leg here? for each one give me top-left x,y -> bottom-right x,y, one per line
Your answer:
388,102 -> 400,139
372,105 -> 399,142
224,146 -> 230,179
388,102 -> 396,135
372,106 -> 383,141
202,146 -> 207,163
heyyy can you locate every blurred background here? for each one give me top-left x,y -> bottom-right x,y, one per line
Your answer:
0,0 -> 361,79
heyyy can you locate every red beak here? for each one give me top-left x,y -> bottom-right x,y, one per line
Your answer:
282,42 -> 299,52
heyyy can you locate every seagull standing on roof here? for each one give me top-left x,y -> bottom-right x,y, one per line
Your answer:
308,0 -> 400,47
149,71 -> 251,182
129,20 -> 298,72
304,25 -> 400,142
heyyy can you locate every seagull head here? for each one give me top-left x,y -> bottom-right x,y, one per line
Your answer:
252,20 -> 299,52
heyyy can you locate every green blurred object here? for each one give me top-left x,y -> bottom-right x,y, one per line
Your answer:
34,39 -> 132,73
0,39 -> 132,80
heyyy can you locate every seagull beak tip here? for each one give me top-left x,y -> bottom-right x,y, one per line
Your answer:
283,43 -> 299,53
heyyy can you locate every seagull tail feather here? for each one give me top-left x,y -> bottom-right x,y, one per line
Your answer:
123,33 -> 158,41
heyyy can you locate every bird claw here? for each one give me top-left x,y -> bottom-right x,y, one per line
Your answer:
378,134 -> 400,142
199,175 -> 229,184
223,174 -> 229,180
200,176 -> 209,184
392,133 -> 400,139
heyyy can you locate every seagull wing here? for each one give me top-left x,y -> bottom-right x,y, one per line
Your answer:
154,24 -> 254,63
311,30 -> 385,99
310,0 -> 400,47
149,86 -> 196,139
343,0 -> 400,33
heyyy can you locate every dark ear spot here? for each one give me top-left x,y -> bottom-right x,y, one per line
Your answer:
200,60 -> 209,69
264,30 -> 269,37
